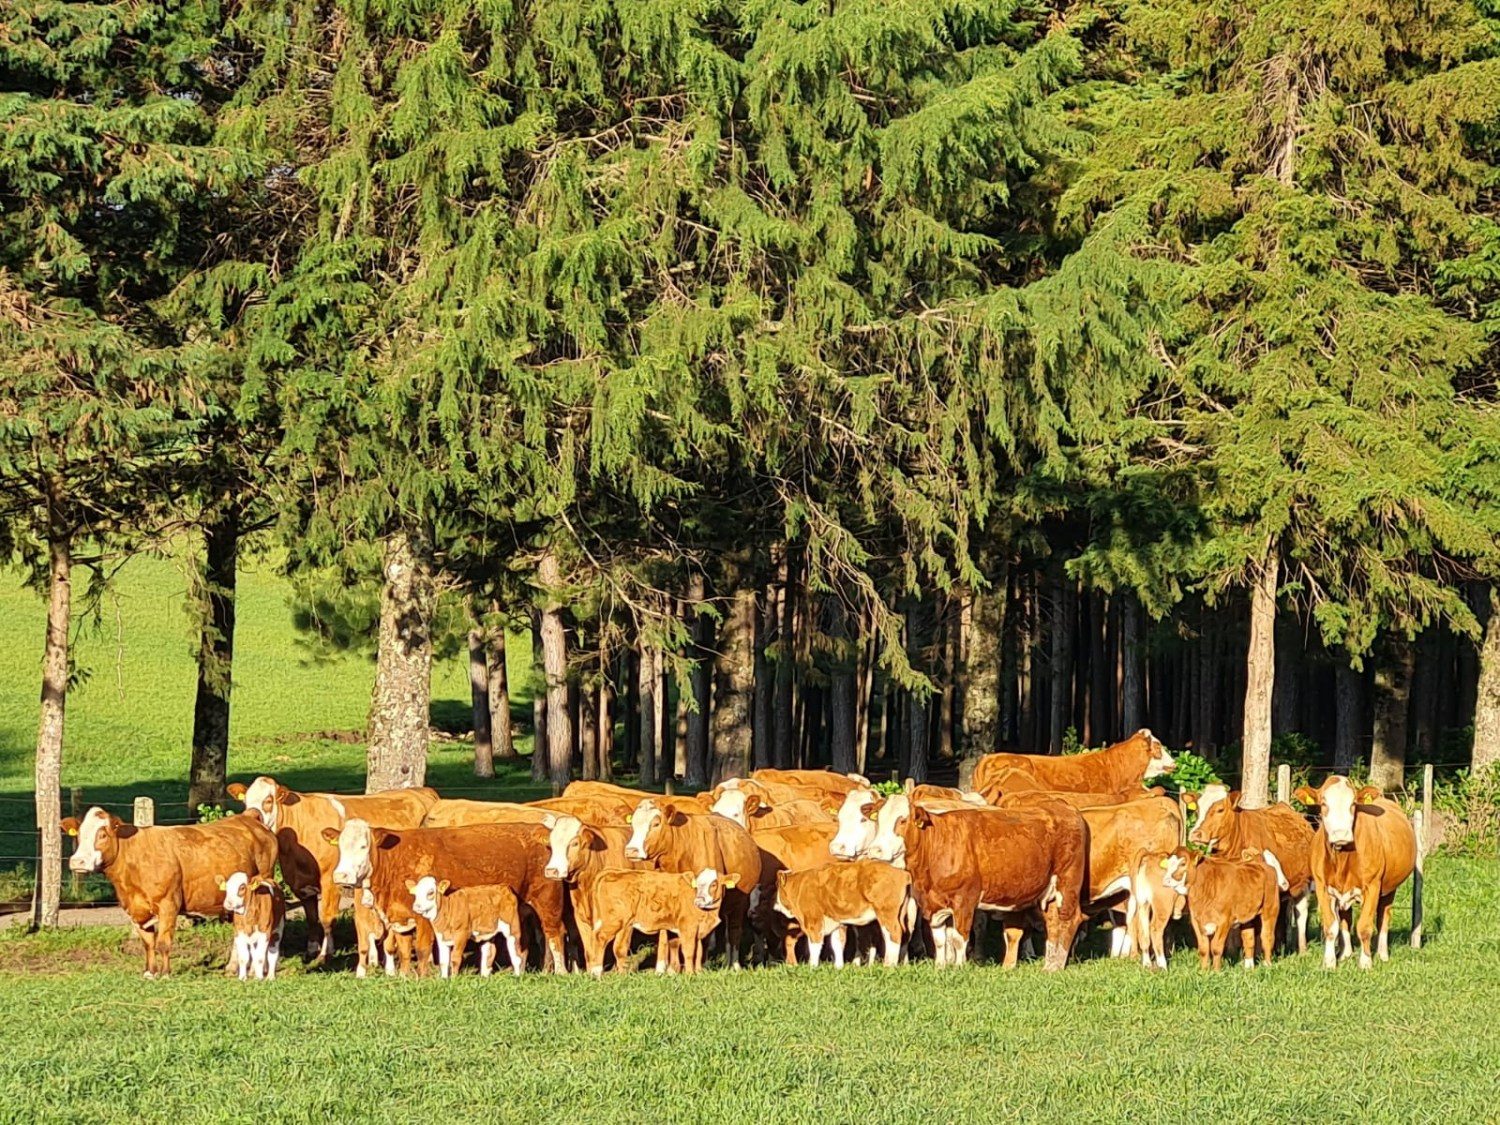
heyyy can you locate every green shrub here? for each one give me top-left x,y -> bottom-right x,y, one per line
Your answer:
1149,750 -> 1220,798
871,779 -> 903,797
1431,764 -> 1500,857
196,804 -> 229,823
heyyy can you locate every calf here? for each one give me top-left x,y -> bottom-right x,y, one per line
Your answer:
1126,848 -> 1189,969
227,776 -> 437,962
1185,783 -> 1314,952
325,819 -> 567,976
749,821 -> 841,962
1177,849 -> 1288,970
589,868 -> 734,976
542,813 -> 650,971
409,877 -> 524,978
827,788 -> 984,862
867,794 -> 1087,970
1294,776 -> 1417,970
972,729 -> 1175,798
220,872 -> 286,981
63,807 -> 276,978
354,887 -> 392,978
773,862 -> 914,968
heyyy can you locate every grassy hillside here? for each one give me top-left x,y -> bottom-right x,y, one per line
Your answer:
0,856 -> 1492,1121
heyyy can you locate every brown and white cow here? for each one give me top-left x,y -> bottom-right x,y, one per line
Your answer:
981,770 -> 1168,809
1077,796 -> 1183,957
1294,776 -> 1417,970
748,820 -> 841,962
1127,848 -> 1189,970
866,794 -> 1087,970
749,768 -> 870,800
1184,783 -> 1314,952
325,819 -> 567,975
971,729 -> 1175,799
624,799 -> 762,969
541,813 -> 652,971
828,788 -> 994,863
773,861 -> 914,968
227,777 -> 438,962
422,799 -> 551,829
589,868 -> 733,976
408,877 -> 524,978
220,871 -> 286,981
708,788 -> 833,833
1174,848 -> 1288,970
561,781 -> 653,810
62,807 -> 276,978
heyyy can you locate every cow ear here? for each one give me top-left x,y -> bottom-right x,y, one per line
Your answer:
821,797 -> 841,815
903,778 -> 915,795
668,809 -> 689,827
910,805 -> 933,830
743,794 -> 761,816
405,879 -> 417,893
1356,785 -> 1381,804
375,831 -> 399,850
253,879 -> 275,895
858,801 -> 876,820
115,823 -> 138,839
623,812 -> 634,826
722,874 -> 738,890
1228,791 -> 1243,810
226,783 -> 247,801
541,813 -> 557,829
217,876 -> 228,891
682,872 -> 696,886
60,818 -> 79,837
1181,790 -> 1199,810
321,827 -> 340,844
776,869 -> 789,887
276,784 -> 293,803
438,880 -> 450,896
1292,786 -> 1317,806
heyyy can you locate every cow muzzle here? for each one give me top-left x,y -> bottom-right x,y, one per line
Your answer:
624,845 -> 646,861
544,864 -> 567,880
68,853 -> 100,874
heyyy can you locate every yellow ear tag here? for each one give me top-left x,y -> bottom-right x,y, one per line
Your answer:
1159,857 -> 1171,870
1185,801 -> 1197,811
65,827 -> 78,837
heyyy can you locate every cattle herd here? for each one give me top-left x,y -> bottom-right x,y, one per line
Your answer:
57,729 -> 1420,982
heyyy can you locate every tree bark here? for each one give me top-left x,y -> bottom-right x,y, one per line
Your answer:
855,631 -> 876,774
1371,638 -> 1414,792
637,633 -> 660,789
711,586 -> 756,783
684,573 -> 711,789
597,664 -> 615,782
904,599 -> 931,783
468,624 -> 494,779
1121,595 -> 1144,733
189,504 -> 238,810
1088,591 -> 1110,746
1273,616 -> 1302,737
579,669 -> 599,782
1473,589 -> 1500,774
487,613 -> 515,761
963,577 -> 1005,761
531,612 -> 548,783
34,530 -> 70,928
773,549 -> 797,769
752,588 -> 774,769
1239,549 -> 1278,809
537,549 -> 572,794
366,532 -> 434,792
829,598 -> 857,774
1048,566 -> 1072,754
1334,661 -> 1362,771
1410,631 -> 1439,769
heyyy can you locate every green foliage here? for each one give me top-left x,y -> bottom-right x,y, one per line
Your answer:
195,804 -> 229,823
871,779 -> 904,798
1150,751 -> 1220,800
1432,764 -> 1500,857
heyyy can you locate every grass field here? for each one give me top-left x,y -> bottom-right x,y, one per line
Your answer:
0,856 -> 1492,1121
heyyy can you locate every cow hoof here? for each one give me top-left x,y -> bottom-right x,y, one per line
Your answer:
356,966 -> 367,980
143,971 -> 155,980
1359,954 -> 1372,970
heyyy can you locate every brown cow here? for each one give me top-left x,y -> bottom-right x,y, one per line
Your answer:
971,729 -> 1175,799
533,793 -> 641,825
1081,797 -> 1183,956
624,798 -> 762,969
562,781 -> 652,809
541,813 -> 651,971
324,819 -> 567,976
773,862 -> 914,967
904,781 -> 986,804
1294,776 -> 1417,971
408,876 -> 524,978
220,871 -> 287,981
982,770 -> 1167,809
353,887 -> 392,978
748,821 -> 841,962
423,799 -> 550,829
1175,848 -> 1288,970
589,868 -> 734,976
867,794 -> 1087,970
227,777 -> 437,962
1127,848 -> 1189,970
63,807 -> 276,978
1184,783 -> 1314,952
708,788 -> 833,833
749,769 -> 870,799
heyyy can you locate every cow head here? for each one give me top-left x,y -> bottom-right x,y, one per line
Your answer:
868,793 -> 923,866
1294,776 -> 1381,850
219,870 -> 251,914
1186,783 -> 1237,846
226,776 -> 290,833
324,818 -> 383,886
1158,847 -> 1194,894
625,800 -> 684,862
707,788 -> 761,829
61,807 -> 133,873
689,867 -> 735,911
543,813 -> 597,880
1139,729 -> 1176,778
829,788 -> 880,860
406,875 -> 450,921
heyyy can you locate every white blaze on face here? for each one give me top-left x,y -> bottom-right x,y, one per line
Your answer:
867,793 -> 911,864
829,788 -> 878,860
332,819 -> 374,886
1321,778 -> 1359,848
693,868 -> 722,910
709,789 -> 749,828
1143,730 -> 1175,777
222,871 -> 250,914
242,777 -> 280,832
625,802 -> 660,861
68,807 -> 112,873
1161,853 -> 1188,894
545,815 -> 584,880
410,875 -> 441,921
1189,783 -> 1230,845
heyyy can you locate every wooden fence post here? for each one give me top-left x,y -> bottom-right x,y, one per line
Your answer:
133,797 -> 155,828
1422,763 -> 1434,854
1411,764 -> 1432,950
69,788 -> 82,898
1275,763 -> 1290,805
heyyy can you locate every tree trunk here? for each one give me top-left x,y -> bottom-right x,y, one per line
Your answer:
829,598 -> 857,774
579,670 -> 599,782
487,613 -> 515,761
711,587 -> 756,783
537,549 -> 572,794
1410,631 -> 1439,769
855,631 -> 876,774
531,613 -> 548,783
1019,574 -> 1037,751
1371,638 -> 1414,792
1196,610 -> 1217,757
1273,616 -> 1302,737
684,573 -> 711,789
597,666 -> 615,782
963,578 -> 1005,761
1473,589 -> 1500,774
189,505 -> 238,810
468,624 -> 494,779
366,532 -> 434,792
637,635 -> 660,789
33,531 -> 70,928
1048,566 -> 1072,754
1239,549 -> 1278,809
773,549 -> 797,769
1121,595 -> 1144,733
904,599 -> 931,783
752,588 -> 774,769
1334,661 -> 1363,771
1088,591 -> 1110,746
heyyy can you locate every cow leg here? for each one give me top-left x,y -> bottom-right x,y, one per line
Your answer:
1000,922 -> 1027,969
233,932 -> 251,981
1339,915 -> 1353,961
783,928 -> 800,966
267,933 -> 281,980
723,892 -> 748,971
1040,890 -> 1079,972
1355,882 -> 1380,969
1192,920 -> 1210,970
480,939 -> 497,977
806,931 -> 825,967
1240,925 -> 1256,969
1291,891 -> 1310,956
829,926 -> 848,969
612,929 -> 633,973
1377,894 -> 1395,962
312,874 -> 339,964
1151,915 -> 1169,970
1316,885 -> 1339,969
